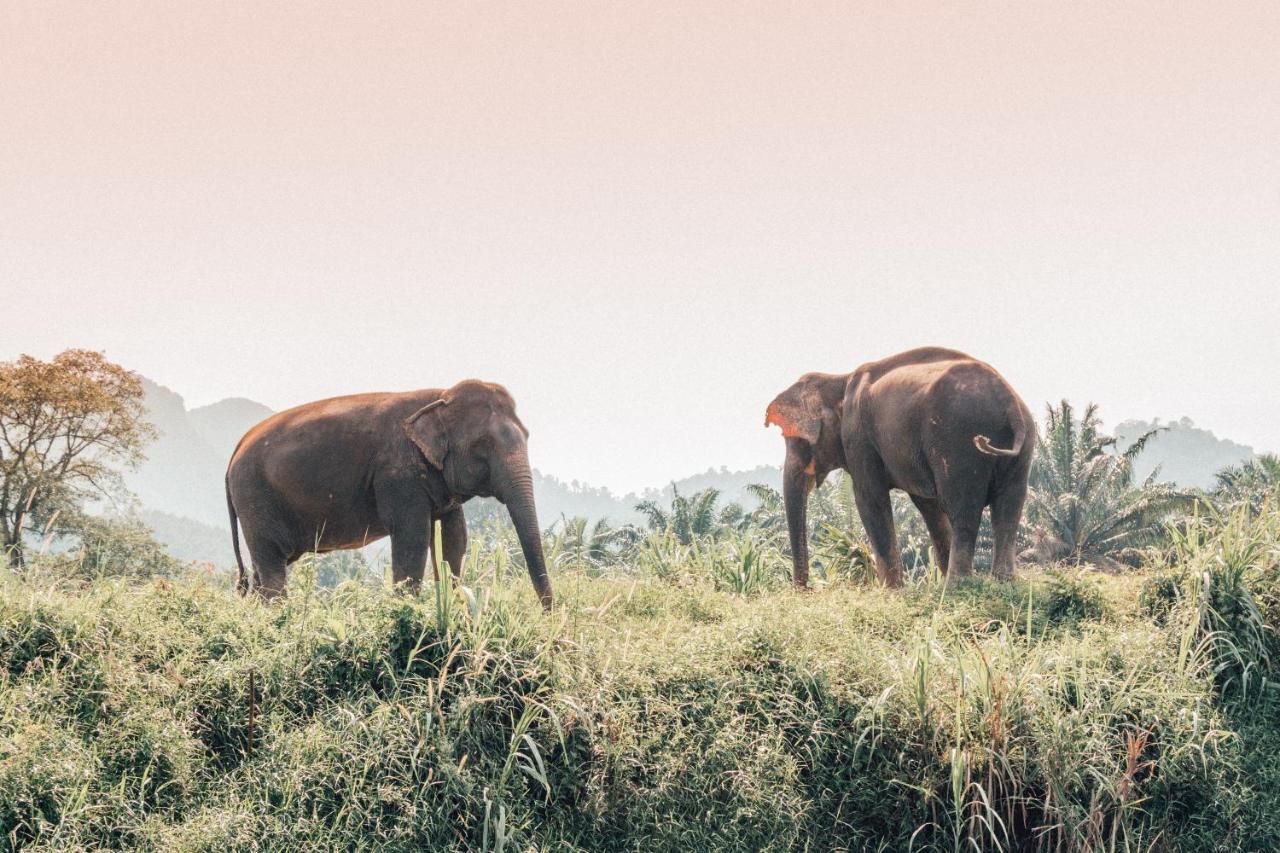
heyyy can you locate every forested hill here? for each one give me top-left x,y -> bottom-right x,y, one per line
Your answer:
1114,417 -> 1254,489
523,464 -> 785,528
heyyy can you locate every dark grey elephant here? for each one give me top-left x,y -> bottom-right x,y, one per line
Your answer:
225,379 -> 552,608
766,347 -> 1034,587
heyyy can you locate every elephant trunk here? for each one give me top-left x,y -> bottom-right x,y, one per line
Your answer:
783,454 -> 814,588
499,450 -> 554,610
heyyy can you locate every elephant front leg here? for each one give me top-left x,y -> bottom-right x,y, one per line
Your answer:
853,486 -> 905,587
433,508 -> 468,581
390,525 -> 430,593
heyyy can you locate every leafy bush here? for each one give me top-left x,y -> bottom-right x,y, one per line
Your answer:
1138,571 -> 1182,625
1038,569 -> 1108,626
27,514 -> 185,581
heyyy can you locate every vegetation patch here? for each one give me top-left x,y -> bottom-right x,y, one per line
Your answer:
3,513 -> 1279,851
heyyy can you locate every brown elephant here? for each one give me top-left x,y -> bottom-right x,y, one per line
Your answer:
766,347 -> 1034,587
225,379 -> 552,608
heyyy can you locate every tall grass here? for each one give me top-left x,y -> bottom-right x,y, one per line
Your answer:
1160,504 -> 1279,697
1,515 -> 1279,850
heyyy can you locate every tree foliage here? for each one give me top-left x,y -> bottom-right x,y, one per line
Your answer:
0,350 -> 155,565
635,485 -> 723,544
1024,400 -> 1194,567
1213,454 -> 1280,514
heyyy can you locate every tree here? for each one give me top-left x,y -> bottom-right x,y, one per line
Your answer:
1213,454 -> 1280,514
52,514 -> 183,580
0,350 -> 155,566
1024,400 -> 1193,568
635,485 -> 722,545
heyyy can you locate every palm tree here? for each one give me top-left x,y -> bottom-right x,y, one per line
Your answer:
1213,454 -> 1280,513
740,483 -> 786,534
544,515 -> 591,568
744,475 -> 937,577
584,517 -> 644,565
1024,400 -> 1194,568
634,486 -> 722,544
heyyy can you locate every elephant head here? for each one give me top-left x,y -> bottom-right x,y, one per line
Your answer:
404,380 -> 553,608
765,373 -> 849,587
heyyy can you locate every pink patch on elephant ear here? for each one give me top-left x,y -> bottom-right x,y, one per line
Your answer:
765,401 -> 801,437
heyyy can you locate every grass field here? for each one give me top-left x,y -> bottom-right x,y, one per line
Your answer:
2,511 -> 1278,851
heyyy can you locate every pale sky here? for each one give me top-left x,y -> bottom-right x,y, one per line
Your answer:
3,2 -> 1278,494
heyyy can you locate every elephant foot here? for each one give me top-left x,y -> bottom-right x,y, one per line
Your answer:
872,556 -> 905,589
992,560 -> 1016,581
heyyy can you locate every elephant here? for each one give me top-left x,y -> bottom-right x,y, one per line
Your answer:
225,379 -> 553,608
765,347 -> 1034,587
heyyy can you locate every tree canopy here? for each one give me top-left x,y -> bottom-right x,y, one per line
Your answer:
0,349 -> 154,565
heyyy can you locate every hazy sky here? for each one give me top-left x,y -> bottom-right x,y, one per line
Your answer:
4,2 -> 1278,493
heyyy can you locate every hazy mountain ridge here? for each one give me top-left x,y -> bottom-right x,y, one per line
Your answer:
1113,417 -> 1254,490
126,380 -> 236,529
189,397 -> 274,461
124,380 -> 275,560
527,464 -> 786,529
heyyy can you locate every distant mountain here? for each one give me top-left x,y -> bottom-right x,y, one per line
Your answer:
189,397 -> 273,461
1113,417 -> 1254,490
125,379 -> 274,565
139,509 -> 235,566
635,465 -> 783,509
126,379 -> 233,529
523,465 -> 785,528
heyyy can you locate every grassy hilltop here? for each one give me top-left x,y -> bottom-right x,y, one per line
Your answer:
2,506 -> 1279,851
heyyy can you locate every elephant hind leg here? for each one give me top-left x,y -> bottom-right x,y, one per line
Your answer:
990,482 -> 1027,580
936,470 -> 991,585
244,537 -> 290,600
943,504 -> 983,585
909,495 -> 952,577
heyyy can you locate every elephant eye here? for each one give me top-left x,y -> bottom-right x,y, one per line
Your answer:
493,420 -> 525,447
472,433 -> 495,455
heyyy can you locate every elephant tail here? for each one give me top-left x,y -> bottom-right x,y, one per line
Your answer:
974,399 -> 1028,458
227,474 -> 249,595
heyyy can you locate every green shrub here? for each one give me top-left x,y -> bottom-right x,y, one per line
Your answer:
1039,569 -> 1108,626
1138,571 -> 1183,624
25,514 -> 184,581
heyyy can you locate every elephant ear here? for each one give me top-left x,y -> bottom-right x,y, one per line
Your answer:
403,397 -> 451,470
764,383 -> 824,445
